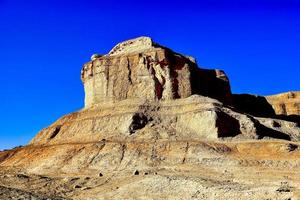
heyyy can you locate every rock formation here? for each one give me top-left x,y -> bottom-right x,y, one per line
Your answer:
28,37 -> 299,146
266,91 -> 300,116
0,37 -> 300,199
81,36 -> 232,107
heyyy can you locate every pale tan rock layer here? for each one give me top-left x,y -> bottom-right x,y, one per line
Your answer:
1,140 -> 300,199
29,95 -> 300,146
266,91 -> 300,115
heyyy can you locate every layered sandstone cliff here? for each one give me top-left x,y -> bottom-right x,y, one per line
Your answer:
29,37 -> 299,145
81,37 -> 232,107
0,37 -> 300,199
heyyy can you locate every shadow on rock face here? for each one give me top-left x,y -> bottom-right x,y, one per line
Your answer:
232,94 -> 276,118
216,111 -> 241,137
250,116 -> 292,141
233,94 -> 300,125
191,68 -> 232,105
257,125 -> 291,141
48,125 -> 62,140
275,115 -> 300,126
129,113 -> 152,134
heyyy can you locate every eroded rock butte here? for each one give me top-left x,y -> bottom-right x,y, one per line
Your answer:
1,37 -> 300,199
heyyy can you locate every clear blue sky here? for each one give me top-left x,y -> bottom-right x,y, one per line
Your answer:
0,0 -> 299,150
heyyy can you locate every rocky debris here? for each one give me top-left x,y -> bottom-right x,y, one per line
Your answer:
266,91 -> 300,116
81,36 -> 232,107
0,186 -> 53,200
276,181 -> 293,193
0,172 -> 69,199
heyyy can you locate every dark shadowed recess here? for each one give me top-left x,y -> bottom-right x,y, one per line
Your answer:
232,94 -> 300,124
190,68 -> 232,105
48,125 -> 62,140
276,115 -> 300,126
129,113 -> 152,134
216,111 -> 241,137
232,94 -> 276,117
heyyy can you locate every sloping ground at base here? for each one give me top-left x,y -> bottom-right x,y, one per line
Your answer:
0,140 -> 300,199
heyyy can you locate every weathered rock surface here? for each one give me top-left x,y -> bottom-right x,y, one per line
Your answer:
1,140 -> 300,199
266,91 -> 300,116
29,95 -> 299,146
0,37 -> 300,199
81,36 -> 232,107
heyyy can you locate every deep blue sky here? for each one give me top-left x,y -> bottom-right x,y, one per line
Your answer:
0,0 -> 299,150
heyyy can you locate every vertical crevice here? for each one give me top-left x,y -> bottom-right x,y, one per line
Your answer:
127,57 -> 132,84
105,59 -> 110,100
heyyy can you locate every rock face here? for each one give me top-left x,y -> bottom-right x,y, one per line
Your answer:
81,36 -> 232,107
266,92 -> 300,116
29,37 -> 299,146
30,95 -> 300,146
1,37 -> 300,199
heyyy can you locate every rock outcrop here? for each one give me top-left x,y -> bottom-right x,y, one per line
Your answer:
266,92 -> 300,116
29,37 -> 299,146
30,95 -> 300,146
0,37 -> 300,199
81,36 -> 232,107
